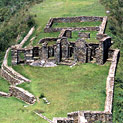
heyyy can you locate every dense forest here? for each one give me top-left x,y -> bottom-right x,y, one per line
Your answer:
0,0 -> 43,66
100,0 -> 123,122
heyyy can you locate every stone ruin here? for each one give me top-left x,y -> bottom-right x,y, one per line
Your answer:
11,32 -> 112,66
11,16 -> 111,67
1,16 -> 120,123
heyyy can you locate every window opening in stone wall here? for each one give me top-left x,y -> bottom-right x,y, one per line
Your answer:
33,47 -> 39,58
18,51 -> 25,64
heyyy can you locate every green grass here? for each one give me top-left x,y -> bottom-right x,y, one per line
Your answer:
0,77 -> 10,93
0,97 -> 42,123
29,0 -> 106,46
32,31 -> 59,46
0,0 -> 109,122
68,31 -> 99,43
4,63 -> 110,122
47,41 -> 56,46
52,21 -> 102,28
113,49 -> 123,123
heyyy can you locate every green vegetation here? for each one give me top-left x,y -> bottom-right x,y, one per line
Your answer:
52,21 -> 101,28
0,77 -> 9,93
0,0 -> 43,66
1,0 -> 122,122
68,31 -> 98,43
47,41 -> 56,46
19,52 -> 25,61
32,32 -> 59,46
9,63 -> 109,122
100,0 -> 123,122
29,0 -> 106,45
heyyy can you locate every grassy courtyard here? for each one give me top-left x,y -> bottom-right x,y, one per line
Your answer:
3,62 -> 109,122
68,31 -> 99,43
52,21 -> 102,28
0,63 -> 110,123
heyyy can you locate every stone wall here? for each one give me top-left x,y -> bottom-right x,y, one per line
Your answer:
67,111 -> 112,123
98,16 -> 107,34
88,43 -> 99,58
53,118 -> 74,123
59,29 -> 72,38
74,39 -> 91,63
39,37 -> 59,44
51,16 -> 103,23
104,49 -> 120,113
55,39 -> 61,64
42,42 -> 49,60
25,47 -> 34,64
108,49 -> 115,59
44,27 -> 100,33
96,34 -> 108,40
11,35 -> 112,66
9,86 -> 36,104
0,91 -> 10,97
44,16 -> 104,33
0,27 -> 37,105
96,36 -> 111,65
78,32 -> 90,39
1,48 -> 31,85
19,27 -> 35,48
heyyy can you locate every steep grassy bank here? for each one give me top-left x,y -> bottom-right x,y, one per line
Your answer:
0,0 -> 43,67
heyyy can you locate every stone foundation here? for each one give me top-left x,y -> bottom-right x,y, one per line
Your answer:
53,118 -> 74,123
68,111 -> 112,123
44,16 -> 104,33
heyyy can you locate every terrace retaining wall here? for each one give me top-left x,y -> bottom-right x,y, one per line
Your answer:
0,91 -> 10,97
53,118 -> 74,123
1,48 -> 31,85
9,86 -> 36,104
0,27 -> 36,104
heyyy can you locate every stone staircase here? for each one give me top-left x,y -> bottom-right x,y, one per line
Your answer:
60,59 -> 75,66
